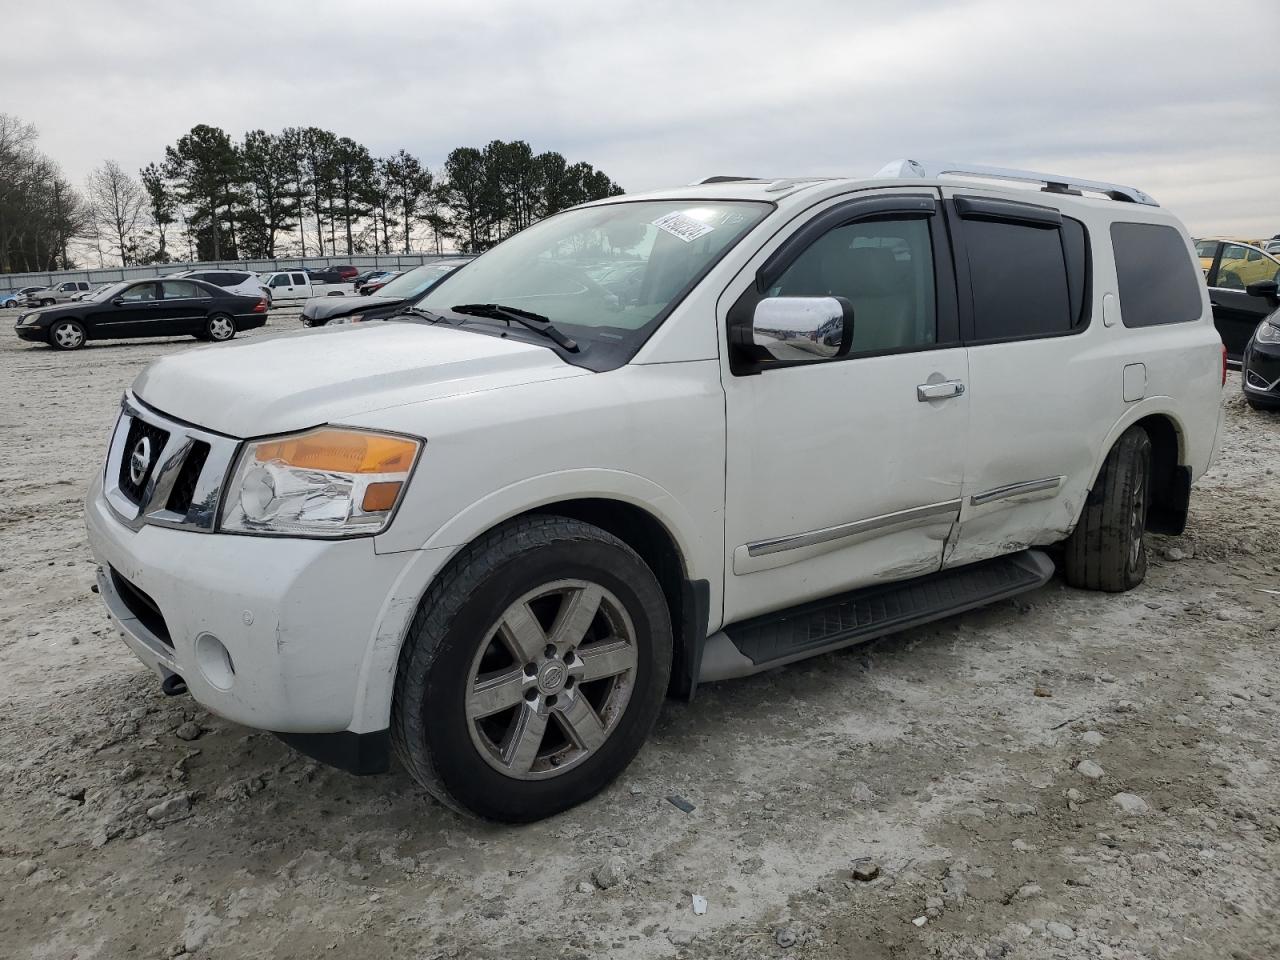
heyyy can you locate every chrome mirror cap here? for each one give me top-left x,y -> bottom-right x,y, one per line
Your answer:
751,296 -> 853,361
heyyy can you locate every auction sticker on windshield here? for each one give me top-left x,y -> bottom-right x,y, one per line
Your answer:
652,211 -> 716,243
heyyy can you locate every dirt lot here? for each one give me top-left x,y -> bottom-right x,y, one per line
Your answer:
1,312 -> 1277,960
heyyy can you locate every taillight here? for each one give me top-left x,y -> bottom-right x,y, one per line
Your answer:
1221,344 -> 1227,386
254,298 -> 267,314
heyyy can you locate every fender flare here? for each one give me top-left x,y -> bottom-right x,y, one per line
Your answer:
347,469 -> 713,734
1086,398 -> 1188,493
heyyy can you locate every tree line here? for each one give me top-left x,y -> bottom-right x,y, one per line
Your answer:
0,113 -> 624,272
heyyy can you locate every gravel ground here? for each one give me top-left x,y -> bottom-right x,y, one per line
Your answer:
1,312 -> 1278,960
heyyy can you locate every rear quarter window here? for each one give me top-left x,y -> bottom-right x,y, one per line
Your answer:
1111,222 -> 1203,327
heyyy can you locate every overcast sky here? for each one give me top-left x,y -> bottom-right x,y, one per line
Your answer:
5,0 -> 1278,237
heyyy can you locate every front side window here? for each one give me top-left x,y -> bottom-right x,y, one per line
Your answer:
1111,222 -> 1203,327
120,282 -> 158,302
269,275 -> 290,288
1215,244 -> 1252,288
418,200 -> 771,363
765,218 -> 937,354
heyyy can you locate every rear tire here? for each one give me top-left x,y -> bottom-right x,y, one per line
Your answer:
48,319 -> 86,350
1062,426 -> 1151,592
392,515 -> 672,822
205,313 -> 236,342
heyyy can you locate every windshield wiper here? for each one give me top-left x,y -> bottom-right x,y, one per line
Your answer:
404,305 -> 449,322
450,303 -> 579,353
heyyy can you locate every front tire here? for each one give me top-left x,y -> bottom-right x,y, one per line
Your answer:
205,313 -> 236,342
392,515 -> 672,822
1062,426 -> 1151,592
48,319 -> 86,350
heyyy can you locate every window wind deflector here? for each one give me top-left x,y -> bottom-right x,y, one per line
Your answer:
450,303 -> 580,352
954,196 -> 1062,228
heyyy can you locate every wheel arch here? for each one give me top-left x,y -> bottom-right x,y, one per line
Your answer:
351,478 -> 717,734
1087,404 -> 1190,536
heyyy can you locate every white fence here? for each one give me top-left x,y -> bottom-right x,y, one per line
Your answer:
2,253 -> 455,291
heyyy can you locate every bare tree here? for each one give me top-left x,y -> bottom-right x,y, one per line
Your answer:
86,160 -> 148,266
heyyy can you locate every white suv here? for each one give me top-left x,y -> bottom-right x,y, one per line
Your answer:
169,269 -> 271,304
85,160 -> 1224,821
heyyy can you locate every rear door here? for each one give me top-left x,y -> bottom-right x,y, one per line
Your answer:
941,192 -> 1099,568
159,280 -> 212,333
721,190 -> 970,623
1208,242 -> 1280,360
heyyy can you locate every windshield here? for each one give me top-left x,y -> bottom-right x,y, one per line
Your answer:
417,200 -> 771,362
373,263 -> 461,299
88,281 -> 130,302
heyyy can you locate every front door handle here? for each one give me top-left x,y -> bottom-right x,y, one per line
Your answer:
917,380 -> 966,402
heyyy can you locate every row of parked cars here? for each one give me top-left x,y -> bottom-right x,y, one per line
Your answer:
7,259 -> 470,350
0,264 -> 396,310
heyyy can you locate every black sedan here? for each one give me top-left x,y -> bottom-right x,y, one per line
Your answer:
13,278 -> 267,351
1195,239 -> 1280,361
1241,285 -> 1280,411
300,258 -> 470,327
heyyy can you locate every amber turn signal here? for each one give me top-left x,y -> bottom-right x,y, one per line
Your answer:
254,429 -> 418,474
361,481 -> 403,512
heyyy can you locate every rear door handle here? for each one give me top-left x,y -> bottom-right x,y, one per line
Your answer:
917,380 -> 966,401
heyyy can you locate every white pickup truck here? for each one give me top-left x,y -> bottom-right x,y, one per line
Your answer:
85,160 -> 1223,822
259,270 -> 353,304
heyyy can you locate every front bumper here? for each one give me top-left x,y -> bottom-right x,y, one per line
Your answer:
15,323 -> 47,342
84,471 -> 418,737
1242,338 -> 1280,401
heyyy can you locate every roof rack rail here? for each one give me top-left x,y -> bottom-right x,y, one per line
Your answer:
874,159 -> 1158,207
695,175 -> 760,184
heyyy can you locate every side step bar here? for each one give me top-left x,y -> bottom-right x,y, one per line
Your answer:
700,549 -> 1055,683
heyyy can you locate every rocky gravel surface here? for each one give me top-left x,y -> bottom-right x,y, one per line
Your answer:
1,315 -> 1277,959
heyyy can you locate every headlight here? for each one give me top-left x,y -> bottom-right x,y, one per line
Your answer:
220,427 -> 421,537
1256,321 -> 1280,344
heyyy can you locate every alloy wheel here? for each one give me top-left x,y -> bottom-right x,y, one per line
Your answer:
52,322 -> 83,349
208,316 -> 234,341
465,579 -> 637,781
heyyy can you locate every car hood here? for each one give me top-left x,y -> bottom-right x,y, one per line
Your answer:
16,302 -> 79,324
131,322 -> 589,438
302,293 -> 401,322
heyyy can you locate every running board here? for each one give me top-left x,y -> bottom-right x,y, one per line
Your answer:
699,550 -> 1055,682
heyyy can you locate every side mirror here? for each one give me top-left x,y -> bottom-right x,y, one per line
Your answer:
750,296 -> 854,362
111,297 -> 125,307
1246,279 -> 1279,301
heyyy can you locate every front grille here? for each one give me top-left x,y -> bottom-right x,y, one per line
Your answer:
166,441 -> 210,514
117,418 -> 170,504
110,567 -> 172,648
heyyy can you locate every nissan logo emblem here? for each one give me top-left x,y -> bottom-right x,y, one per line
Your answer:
129,436 -> 152,486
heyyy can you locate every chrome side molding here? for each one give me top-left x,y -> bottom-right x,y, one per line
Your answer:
969,476 -> 1063,507
745,499 -> 961,559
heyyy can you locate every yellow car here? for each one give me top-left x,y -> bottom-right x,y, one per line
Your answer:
1196,238 -> 1280,288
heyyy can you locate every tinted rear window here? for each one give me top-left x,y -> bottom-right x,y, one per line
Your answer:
1111,223 -> 1202,327
964,219 -> 1072,340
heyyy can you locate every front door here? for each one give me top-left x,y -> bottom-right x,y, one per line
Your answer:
268,274 -> 301,302
721,191 -> 969,624
1209,242 -> 1280,360
91,281 -> 162,338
